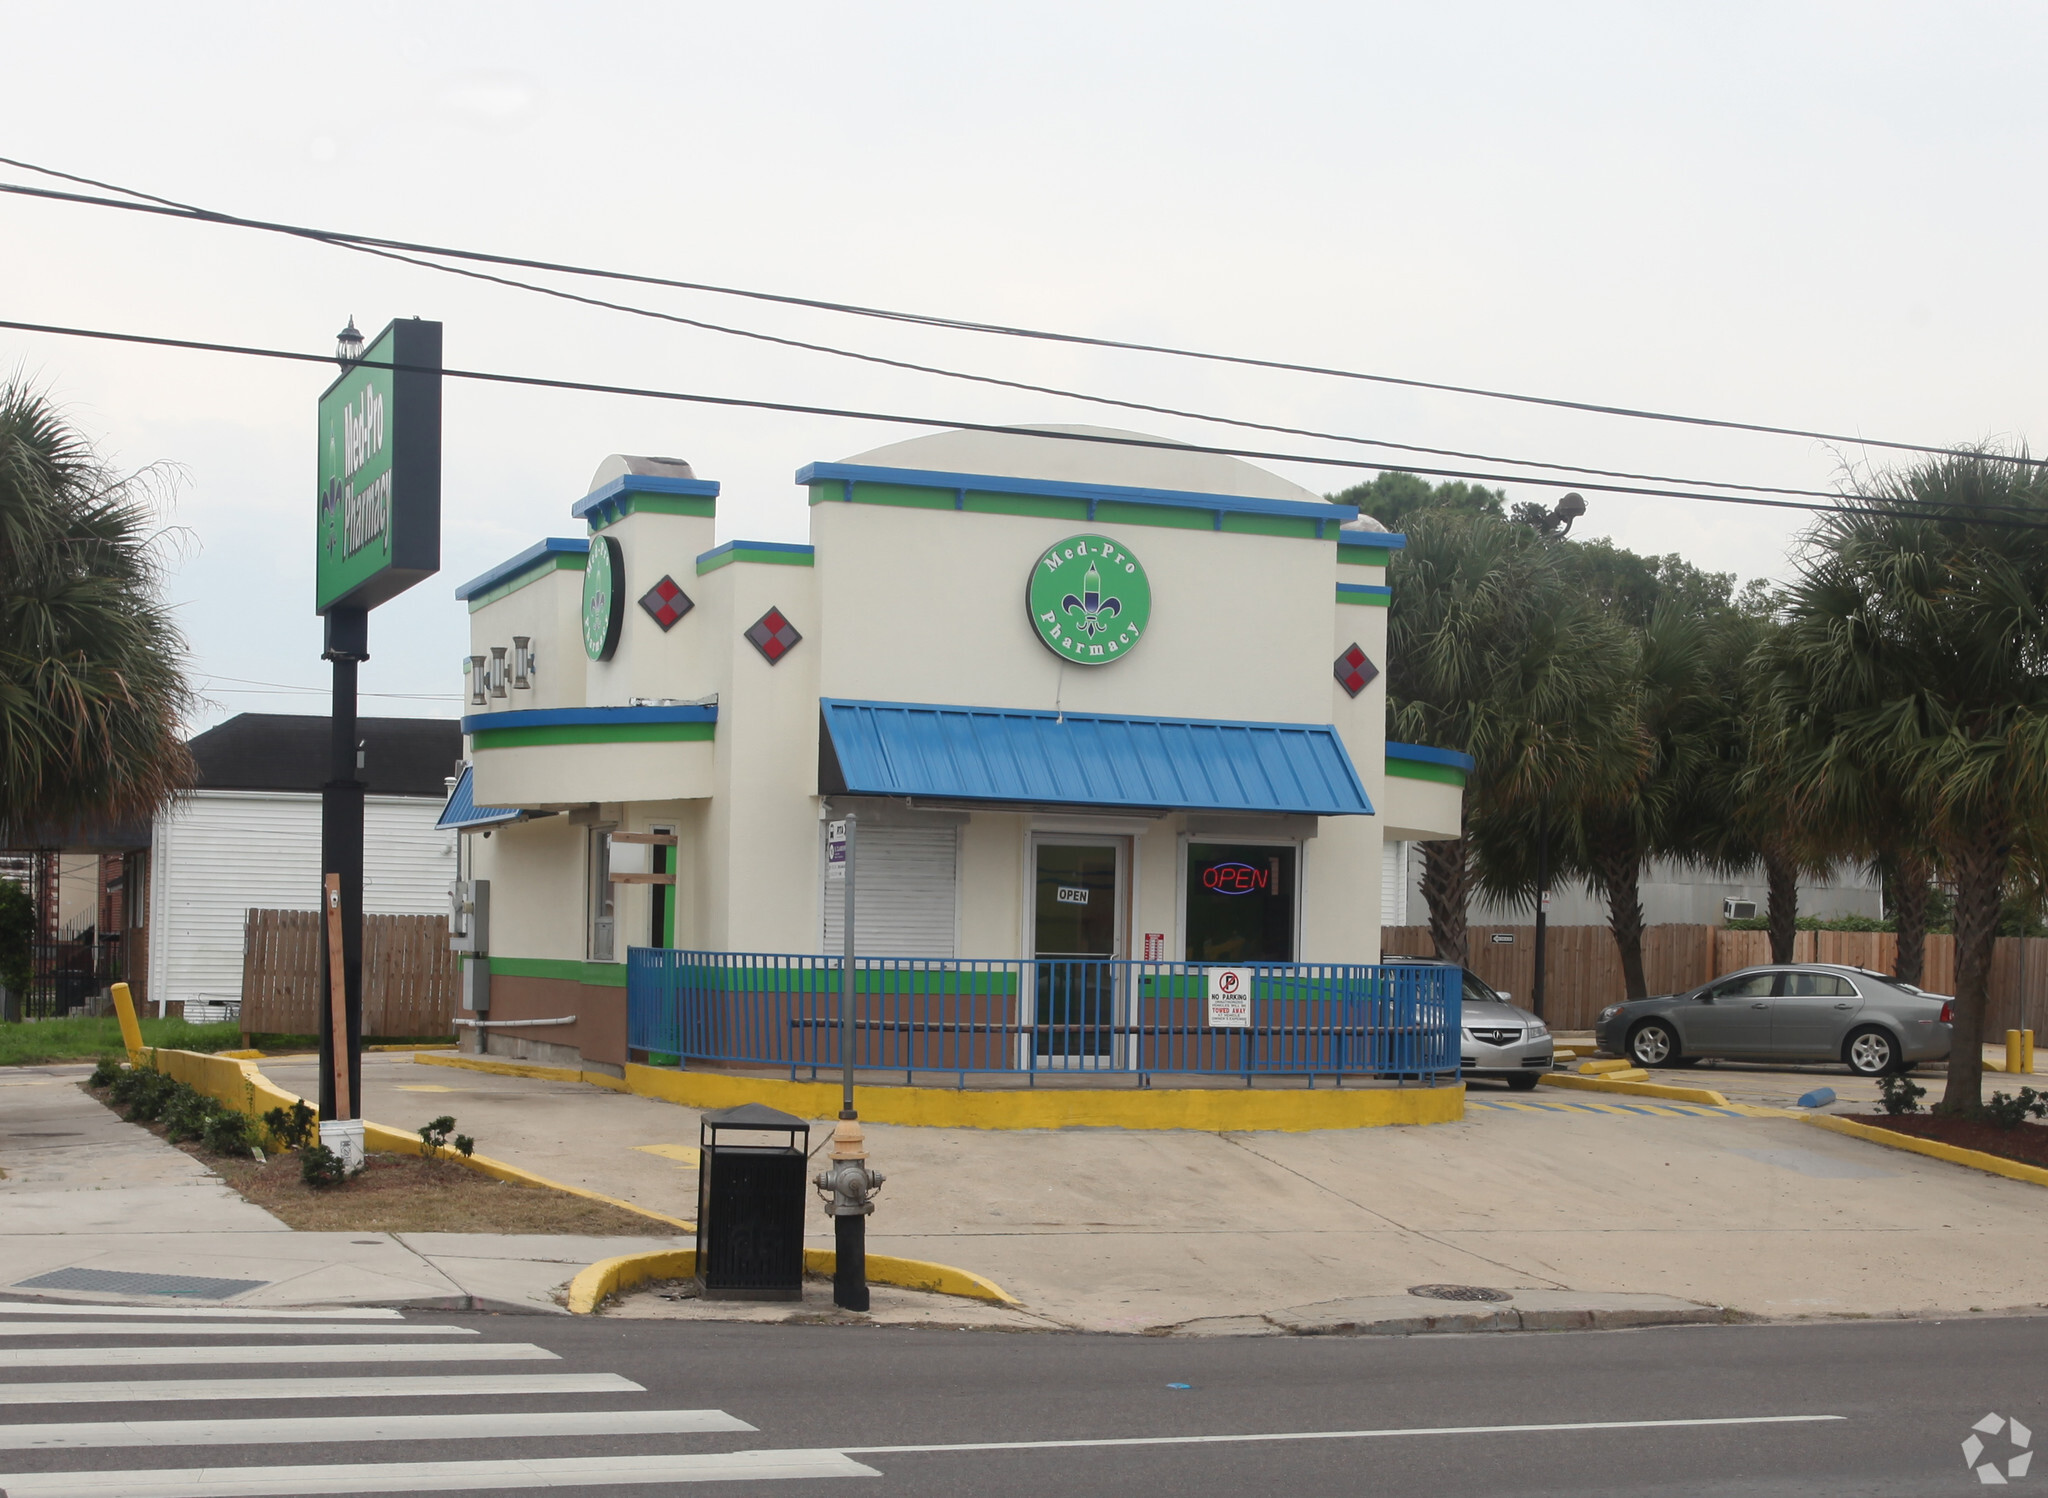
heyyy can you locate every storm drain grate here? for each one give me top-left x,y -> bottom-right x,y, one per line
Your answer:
1407,1284 -> 1513,1303
13,1268 -> 270,1299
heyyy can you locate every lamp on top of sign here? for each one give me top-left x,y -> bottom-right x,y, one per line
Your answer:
1207,967 -> 1253,1029
316,318 -> 442,614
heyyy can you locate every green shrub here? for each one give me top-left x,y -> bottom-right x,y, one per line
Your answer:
162,1087 -> 221,1143
1876,1074 -> 1925,1116
418,1115 -> 459,1161
115,1068 -> 178,1122
1983,1087 -> 2047,1130
300,1144 -> 350,1188
201,1110 -> 258,1157
89,1055 -> 125,1087
262,1100 -> 318,1153
454,1133 -> 475,1158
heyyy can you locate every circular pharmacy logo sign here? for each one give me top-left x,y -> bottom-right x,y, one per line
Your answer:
1027,534 -> 1151,665
582,534 -> 625,662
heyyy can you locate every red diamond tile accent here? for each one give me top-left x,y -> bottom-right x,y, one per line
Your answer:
638,576 -> 694,631
1334,643 -> 1378,698
745,607 -> 803,664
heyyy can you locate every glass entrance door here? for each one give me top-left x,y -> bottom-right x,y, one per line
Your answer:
1032,841 -> 1123,1063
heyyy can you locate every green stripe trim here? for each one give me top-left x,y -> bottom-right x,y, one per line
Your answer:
808,481 -> 1341,541
487,957 -> 629,987
472,721 -> 717,749
465,553 -> 587,612
1386,759 -> 1466,787
586,493 -> 716,532
696,546 -> 817,575
1337,545 -> 1392,567
1336,585 -> 1391,607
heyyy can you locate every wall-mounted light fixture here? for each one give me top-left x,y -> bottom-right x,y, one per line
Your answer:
489,646 -> 509,699
467,655 -> 488,707
512,636 -> 536,690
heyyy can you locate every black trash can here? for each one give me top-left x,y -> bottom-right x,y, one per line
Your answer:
695,1103 -> 811,1301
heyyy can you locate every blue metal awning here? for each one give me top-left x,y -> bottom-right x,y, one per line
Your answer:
436,765 -> 523,830
820,699 -> 1373,816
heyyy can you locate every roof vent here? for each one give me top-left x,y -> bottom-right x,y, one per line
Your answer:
587,454 -> 696,492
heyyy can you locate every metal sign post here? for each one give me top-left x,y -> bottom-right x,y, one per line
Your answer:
314,318 -> 440,1130
837,814 -> 856,1121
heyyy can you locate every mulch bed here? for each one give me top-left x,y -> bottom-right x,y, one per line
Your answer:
84,1082 -> 670,1235
1849,1113 -> 2048,1171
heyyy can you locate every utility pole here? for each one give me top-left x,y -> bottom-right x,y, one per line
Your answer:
1532,792 -> 1549,1021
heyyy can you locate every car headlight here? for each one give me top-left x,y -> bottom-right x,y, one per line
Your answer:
1598,1005 -> 1622,1022
1526,1020 -> 1549,1039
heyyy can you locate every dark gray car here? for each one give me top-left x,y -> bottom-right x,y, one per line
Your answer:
1594,963 -> 1952,1076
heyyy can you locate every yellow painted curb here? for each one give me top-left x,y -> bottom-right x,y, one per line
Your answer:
620,1062 -> 1464,1132
1577,1059 -> 1634,1075
1804,1113 -> 2048,1189
137,1049 -> 691,1234
214,1049 -> 265,1061
565,1247 -> 1019,1316
1538,1073 -> 1731,1106
369,1042 -> 456,1052
415,1053 -> 629,1092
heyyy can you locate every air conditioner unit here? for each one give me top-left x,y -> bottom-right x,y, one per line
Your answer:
1723,898 -> 1758,922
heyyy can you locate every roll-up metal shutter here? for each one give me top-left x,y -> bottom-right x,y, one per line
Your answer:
821,825 -> 958,957
1380,840 -> 1409,927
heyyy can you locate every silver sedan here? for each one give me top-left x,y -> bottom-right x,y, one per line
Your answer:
1594,963 -> 1952,1077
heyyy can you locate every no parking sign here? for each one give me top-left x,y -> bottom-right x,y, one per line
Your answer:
1208,967 -> 1253,1028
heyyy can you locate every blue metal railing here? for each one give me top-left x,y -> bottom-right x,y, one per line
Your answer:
626,950 -> 1458,1086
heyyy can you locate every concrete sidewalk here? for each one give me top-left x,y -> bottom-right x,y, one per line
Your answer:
320,1050 -> 2048,1334
0,1066 -> 682,1314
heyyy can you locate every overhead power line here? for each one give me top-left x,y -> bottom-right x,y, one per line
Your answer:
0,155 -> 2035,473
7,314 -> 2048,531
0,167 -> 1858,506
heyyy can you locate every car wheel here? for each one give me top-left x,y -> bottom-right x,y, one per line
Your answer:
1628,1020 -> 1680,1068
1844,1026 -> 1898,1077
1505,1073 -> 1541,1091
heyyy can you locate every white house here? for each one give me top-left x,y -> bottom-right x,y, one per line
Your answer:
142,714 -> 460,1015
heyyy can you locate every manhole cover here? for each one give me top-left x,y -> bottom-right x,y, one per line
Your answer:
14,1268 -> 269,1299
1407,1284 -> 1512,1303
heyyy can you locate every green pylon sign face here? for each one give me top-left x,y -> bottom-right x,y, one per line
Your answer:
1027,533 -> 1150,665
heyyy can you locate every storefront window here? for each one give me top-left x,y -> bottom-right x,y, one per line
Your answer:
1184,843 -> 1296,962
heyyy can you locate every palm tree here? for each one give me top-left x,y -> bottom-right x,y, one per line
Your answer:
1774,448 -> 2048,1112
1388,508 -> 1637,966
0,381 -> 194,839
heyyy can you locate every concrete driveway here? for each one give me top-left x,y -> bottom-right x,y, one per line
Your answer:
299,1052 -> 2048,1334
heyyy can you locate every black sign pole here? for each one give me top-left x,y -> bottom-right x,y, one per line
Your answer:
319,606 -> 368,1121
1531,792 -> 1549,1022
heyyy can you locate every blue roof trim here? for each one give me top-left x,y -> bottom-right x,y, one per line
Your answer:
455,538 -> 590,601
460,704 -> 718,734
436,765 -> 523,830
1335,583 -> 1392,599
796,461 -> 1360,527
570,473 -> 722,521
1339,531 -> 1408,550
821,698 -> 1374,817
695,539 -> 817,564
1387,740 -> 1476,773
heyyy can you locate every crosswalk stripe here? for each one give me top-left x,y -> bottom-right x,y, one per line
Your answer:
0,1342 -> 555,1369
0,1409 -> 757,1450
0,1323 -> 476,1338
0,1305 -> 403,1321
0,1450 -> 879,1495
0,1373 -> 642,1405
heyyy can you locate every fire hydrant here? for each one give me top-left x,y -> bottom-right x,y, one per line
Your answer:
814,1118 -> 885,1311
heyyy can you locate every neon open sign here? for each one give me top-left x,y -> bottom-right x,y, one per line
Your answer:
1201,862 -> 1268,896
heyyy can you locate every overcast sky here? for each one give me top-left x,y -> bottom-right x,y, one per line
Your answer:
6,2 -> 2044,730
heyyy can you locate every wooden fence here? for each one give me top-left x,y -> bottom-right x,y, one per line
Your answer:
240,909 -> 457,1039
1383,923 -> 2048,1035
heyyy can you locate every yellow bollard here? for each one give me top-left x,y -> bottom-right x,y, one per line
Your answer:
2025,1030 -> 2037,1076
2007,1030 -> 2025,1075
110,981 -> 145,1061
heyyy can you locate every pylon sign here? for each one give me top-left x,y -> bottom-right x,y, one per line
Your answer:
316,319 -> 442,613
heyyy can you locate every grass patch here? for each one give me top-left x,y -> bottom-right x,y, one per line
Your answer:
0,1016 -> 242,1066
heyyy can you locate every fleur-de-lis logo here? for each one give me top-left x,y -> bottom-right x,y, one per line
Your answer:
1061,561 -> 1122,638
